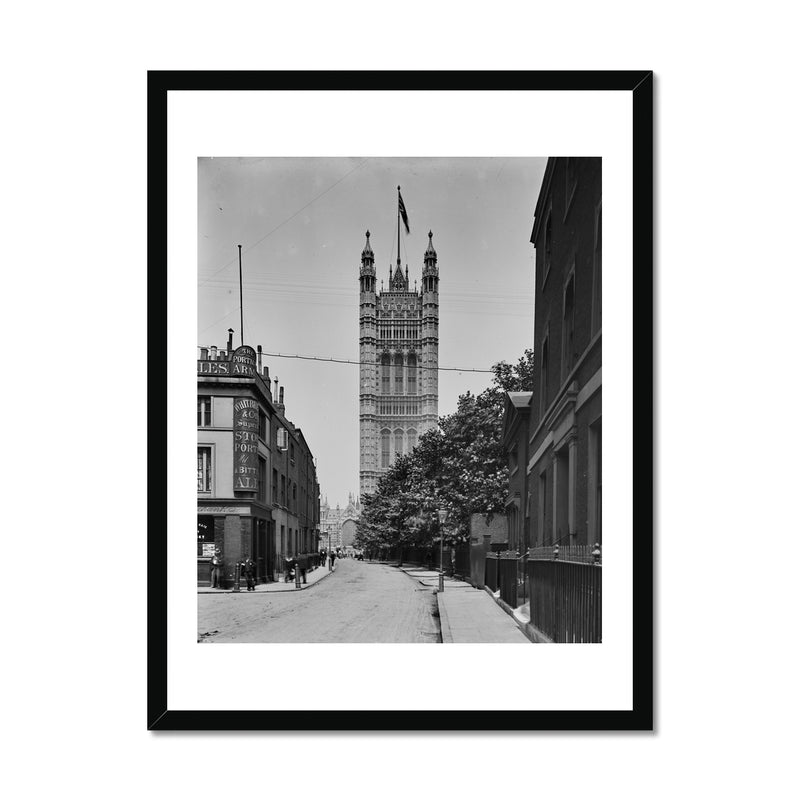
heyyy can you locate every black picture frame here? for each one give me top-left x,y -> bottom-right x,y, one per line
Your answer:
148,70 -> 653,731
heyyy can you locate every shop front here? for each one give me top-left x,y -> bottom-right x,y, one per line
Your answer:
197,502 -> 274,588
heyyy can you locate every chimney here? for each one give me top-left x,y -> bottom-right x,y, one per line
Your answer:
279,386 -> 285,406
263,365 -> 270,383
209,345 -> 217,361
227,328 -> 234,352
257,345 -> 262,373
274,376 -> 279,397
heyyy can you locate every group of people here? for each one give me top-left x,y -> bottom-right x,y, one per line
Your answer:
209,544 -> 366,590
209,549 -> 257,590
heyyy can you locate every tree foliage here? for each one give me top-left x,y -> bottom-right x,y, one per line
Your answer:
356,349 -> 534,553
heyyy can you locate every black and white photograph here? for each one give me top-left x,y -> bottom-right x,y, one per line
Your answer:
8,0 -> 800,795
195,156 -> 603,646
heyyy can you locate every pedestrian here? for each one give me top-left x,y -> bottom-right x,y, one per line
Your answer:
284,555 -> 294,583
329,550 -> 336,570
210,549 -> 223,588
243,557 -> 256,591
297,552 -> 308,584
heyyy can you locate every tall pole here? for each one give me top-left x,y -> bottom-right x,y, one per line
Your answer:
397,186 -> 401,267
238,244 -> 244,346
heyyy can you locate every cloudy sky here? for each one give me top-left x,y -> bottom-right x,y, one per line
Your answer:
198,157 -> 546,506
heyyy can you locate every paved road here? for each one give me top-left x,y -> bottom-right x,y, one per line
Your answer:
198,559 -> 441,643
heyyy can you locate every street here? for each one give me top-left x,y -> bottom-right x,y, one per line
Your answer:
198,559 -> 441,643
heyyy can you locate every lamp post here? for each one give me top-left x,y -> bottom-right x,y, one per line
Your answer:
437,509 -> 448,592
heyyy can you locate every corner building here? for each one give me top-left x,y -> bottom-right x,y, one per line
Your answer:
359,230 -> 439,497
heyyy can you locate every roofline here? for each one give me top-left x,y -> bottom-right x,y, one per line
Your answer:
531,157 -> 556,244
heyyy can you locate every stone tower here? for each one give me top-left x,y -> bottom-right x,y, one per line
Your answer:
359,230 -> 439,498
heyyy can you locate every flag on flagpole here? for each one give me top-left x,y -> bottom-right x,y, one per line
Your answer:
398,189 -> 410,234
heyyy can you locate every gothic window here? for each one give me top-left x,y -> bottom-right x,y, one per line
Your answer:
394,429 -> 403,461
381,353 -> 390,395
407,353 -> 417,395
407,428 -> 417,451
394,354 -> 404,393
381,430 -> 390,468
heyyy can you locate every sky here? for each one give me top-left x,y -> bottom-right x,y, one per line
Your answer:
198,157 -> 547,507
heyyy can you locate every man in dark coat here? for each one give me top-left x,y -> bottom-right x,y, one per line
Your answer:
243,557 -> 256,591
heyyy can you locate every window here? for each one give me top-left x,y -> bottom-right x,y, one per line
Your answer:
589,420 -> 602,544
258,457 -> 267,503
197,396 -> 212,427
538,470 -> 548,547
592,205 -> 602,335
197,515 -> 215,557
272,469 -> 278,504
540,335 -> 549,418
562,273 -> 576,376
258,409 -> 267,441
554,448 -> 570,545
381,429 -> 390,468
407,353 -> 417,395
394,429 -> 403,461
394,354 -> 403,394
543,211 -> 552,286
407,428 -> 417,451
565,157 -> 577,216
381,354 -> 390,395
290,442 -> 295,464
281,475 -> 286,506
197,446 -> 212,493
292,484 -> 297,512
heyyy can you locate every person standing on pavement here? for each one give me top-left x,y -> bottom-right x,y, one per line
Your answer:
329,550 -> 336,570
243,557 -> 256,591
210,548 -> 223,588
297,552 -> 308,584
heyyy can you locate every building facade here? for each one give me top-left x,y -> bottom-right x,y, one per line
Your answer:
358,230 -> 439,497
527,157 -> 602,550
502,391 -> 533,553
320,493 -> 360,552
197,334 -> 320,587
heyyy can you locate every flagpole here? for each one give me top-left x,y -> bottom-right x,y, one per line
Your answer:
238,244 -> 244,346
397,185 -> 401,267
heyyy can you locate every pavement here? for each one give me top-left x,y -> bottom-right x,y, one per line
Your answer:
197,562 -> 335,594
397,566 -> 530,643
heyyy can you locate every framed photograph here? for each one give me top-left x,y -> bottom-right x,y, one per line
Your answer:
148,71 -> 653,730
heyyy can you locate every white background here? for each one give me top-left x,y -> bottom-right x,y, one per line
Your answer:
169,90 -> 632,712
4,2 -> 799,799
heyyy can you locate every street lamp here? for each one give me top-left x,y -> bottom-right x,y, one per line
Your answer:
437,509 -> 449,592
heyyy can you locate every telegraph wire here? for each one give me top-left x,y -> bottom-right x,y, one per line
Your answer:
196,348 -> 495,374
198,158 -> 368,288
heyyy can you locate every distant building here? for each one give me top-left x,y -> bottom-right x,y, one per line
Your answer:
527,157 -> 602,549
197,332 -> 320,587
358,228 -> 439,498
320,493 -> 360,551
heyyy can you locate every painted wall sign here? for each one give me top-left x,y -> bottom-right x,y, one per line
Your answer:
231,345 -> 257,377
233,395 -> 260,491
197,360 -> 231,375
197,506 -> 250,515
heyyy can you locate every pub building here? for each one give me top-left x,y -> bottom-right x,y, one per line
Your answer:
197,331 -> 321,587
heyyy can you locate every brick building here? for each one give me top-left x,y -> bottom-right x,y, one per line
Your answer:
197,333 -> 320,587
527,157 -> 602,549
